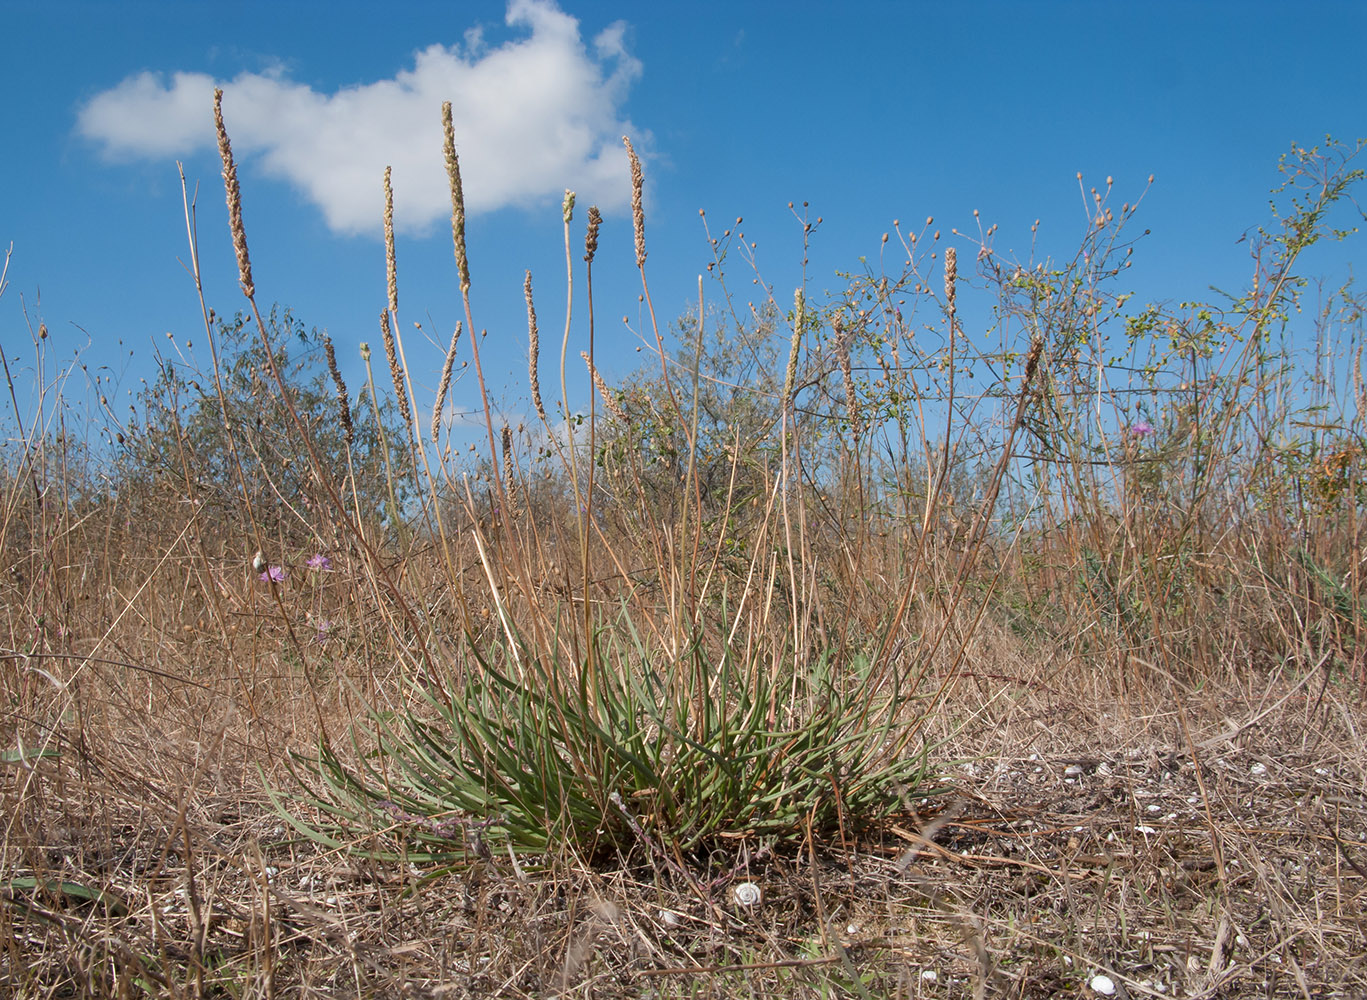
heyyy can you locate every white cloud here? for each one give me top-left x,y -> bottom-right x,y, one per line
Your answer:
76,0 -> 645,235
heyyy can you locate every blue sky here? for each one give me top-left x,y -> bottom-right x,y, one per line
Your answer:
3,1 -> 1365,449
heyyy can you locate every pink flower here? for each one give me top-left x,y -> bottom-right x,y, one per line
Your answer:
307,553 -> 333,572
1130,419 -> 1155,439
259,565 -> 287,583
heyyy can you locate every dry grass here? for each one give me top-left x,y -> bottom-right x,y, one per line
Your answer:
1,115 -> 1364,997
3,636 -> 1362,998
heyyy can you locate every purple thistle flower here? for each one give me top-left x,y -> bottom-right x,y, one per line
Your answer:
307,553 -> 333,572
259,565 -> 287,583
1130,419 -> 1155,439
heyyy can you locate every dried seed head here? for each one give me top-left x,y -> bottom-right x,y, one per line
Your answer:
834,313 -> 859,438
441,102 -> 470,292
1024,336 -> 1044,383
524,271 -> 545,422
384,166 -> 398,314
584,206 -> 602,265
582,352 -> 627,422
1355,342 -> 1366,423
322,332 -> 353,447
501,424 -> 518,515
380,309 -> 412,434
623,136 -> 646,268
432,322 -> 461,444
943,246 -> 957,338
562,189 -> 575,225
782,287 -> 804,409
213,89 -> 254,298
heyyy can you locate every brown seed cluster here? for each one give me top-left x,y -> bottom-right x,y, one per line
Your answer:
501,424 -> 518,515
1024,336 -> 1044,383
944,246 -> 957,328
213,89 -> 254,299
623,137 -> 646,268
582,352 -> 627,422
322,332 -> 353,447
432,322 -> 462,444
384,166 -> 398,314
380,309 -> 411,435
834,314 -> 859,438
782,288 -> 804,410
584,206 -> 602,265
1355,344 -> 1366,424
525,271 -> 545,422
442,102 -> 471,293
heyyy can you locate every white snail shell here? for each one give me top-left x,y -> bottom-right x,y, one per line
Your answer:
731,882 -> 762,907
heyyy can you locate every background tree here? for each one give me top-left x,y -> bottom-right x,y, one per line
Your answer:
118,305 -> 413,548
